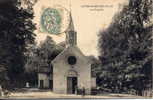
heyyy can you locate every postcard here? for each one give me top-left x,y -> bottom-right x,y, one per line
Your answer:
0,0 -> 152,99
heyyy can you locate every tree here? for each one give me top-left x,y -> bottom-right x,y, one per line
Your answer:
0,0 -> 36,89
25,36 -> 64,86
98,0 -> 153,95
25,36 -> 64,73
88,56 -> 101,77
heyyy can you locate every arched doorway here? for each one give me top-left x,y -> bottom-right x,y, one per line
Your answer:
67,70 -> 78,94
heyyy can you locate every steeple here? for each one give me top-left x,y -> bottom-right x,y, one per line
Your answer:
66,11 -> 77,47
67,12 -> 75,31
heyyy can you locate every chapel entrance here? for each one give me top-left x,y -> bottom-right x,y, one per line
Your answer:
67,77 -> 77,94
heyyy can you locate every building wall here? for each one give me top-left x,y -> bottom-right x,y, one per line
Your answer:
38,73 -> 51,88
91,77 -> 96,88
53,47 -> 91,94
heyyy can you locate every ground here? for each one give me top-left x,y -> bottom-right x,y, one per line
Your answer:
0,88 -> 152,99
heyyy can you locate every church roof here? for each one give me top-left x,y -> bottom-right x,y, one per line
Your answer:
37,61 -> 51,73
51,46 -> 91,64
66,12 -> 75,32
38,65 -> 51,73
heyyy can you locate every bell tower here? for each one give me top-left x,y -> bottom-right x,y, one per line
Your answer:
65,12 -> 77,47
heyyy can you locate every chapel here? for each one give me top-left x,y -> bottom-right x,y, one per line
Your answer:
38,12 -> 96,94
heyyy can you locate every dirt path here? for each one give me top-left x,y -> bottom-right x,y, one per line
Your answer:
1,91 -> 150,99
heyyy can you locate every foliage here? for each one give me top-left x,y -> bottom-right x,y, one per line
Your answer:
25,36 -> 64,73
24,36 -> 64,86
98,0 -> 153,95
88,56 -> 101,77
0,0 -> 36,89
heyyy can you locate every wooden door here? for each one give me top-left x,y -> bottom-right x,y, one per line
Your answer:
67,77 -> 77,94
67,77 -> 73,94
49,80 -> 53,90
72,77 -> 77,94
40,80 -> 44,89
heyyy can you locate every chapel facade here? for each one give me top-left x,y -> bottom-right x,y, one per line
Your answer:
38,12 -> 96,94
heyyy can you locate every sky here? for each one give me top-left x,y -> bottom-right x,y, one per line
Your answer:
33,0 -> 128,57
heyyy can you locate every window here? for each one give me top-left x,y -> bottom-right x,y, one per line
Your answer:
67,56 -> 77,65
